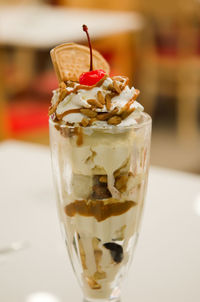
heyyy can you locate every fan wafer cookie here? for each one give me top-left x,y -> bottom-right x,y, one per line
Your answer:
50,43 -> 110,83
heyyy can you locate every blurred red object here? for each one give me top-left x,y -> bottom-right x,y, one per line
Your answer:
4,70 -> 58,137
6,98 -> 49,135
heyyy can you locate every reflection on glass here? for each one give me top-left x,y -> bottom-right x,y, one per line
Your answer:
194,194 -> 200,216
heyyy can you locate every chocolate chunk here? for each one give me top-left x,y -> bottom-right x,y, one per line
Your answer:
103,242 -> 123,263
92,184 -> 111,199
91,175 -> 111,199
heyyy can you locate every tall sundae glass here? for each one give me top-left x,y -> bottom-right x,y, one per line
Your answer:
49,26 -> 151,302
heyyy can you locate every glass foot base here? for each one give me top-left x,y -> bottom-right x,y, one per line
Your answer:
83,298 -> 121,302
83,286 -> 121,302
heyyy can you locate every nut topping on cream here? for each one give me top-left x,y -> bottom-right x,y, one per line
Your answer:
49,75 -> 143,127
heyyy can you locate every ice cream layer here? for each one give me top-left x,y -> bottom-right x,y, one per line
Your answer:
50,122 -> 148,203
62,203 -> 140,299
70,135 -> 131,175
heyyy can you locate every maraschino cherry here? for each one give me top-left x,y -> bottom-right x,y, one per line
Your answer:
79,25 -> 106,86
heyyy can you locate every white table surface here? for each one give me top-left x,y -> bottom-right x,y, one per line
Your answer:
0,5 -> 143,48
0,140 -> 200,302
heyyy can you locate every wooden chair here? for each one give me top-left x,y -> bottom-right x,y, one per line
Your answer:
58,0 -> 138,11
138,5 -> 200,145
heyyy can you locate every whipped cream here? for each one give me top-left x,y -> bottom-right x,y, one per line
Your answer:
50,76 -> 143,126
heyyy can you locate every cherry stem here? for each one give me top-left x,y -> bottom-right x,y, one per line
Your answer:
82,24 -> 93,71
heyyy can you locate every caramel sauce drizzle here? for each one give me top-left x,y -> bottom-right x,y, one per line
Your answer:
57,108 -> 81,120
120,89 -> 140,114
76,127 -> 83,146
112,75 -> 129,91
65,199 -> 136,222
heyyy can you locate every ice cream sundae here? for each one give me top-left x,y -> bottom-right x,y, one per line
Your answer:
49,25 -> 151,301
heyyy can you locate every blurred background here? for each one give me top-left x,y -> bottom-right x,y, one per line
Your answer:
0,0 -> 199,173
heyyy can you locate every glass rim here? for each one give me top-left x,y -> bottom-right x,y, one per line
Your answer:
49,111 -> 152,130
